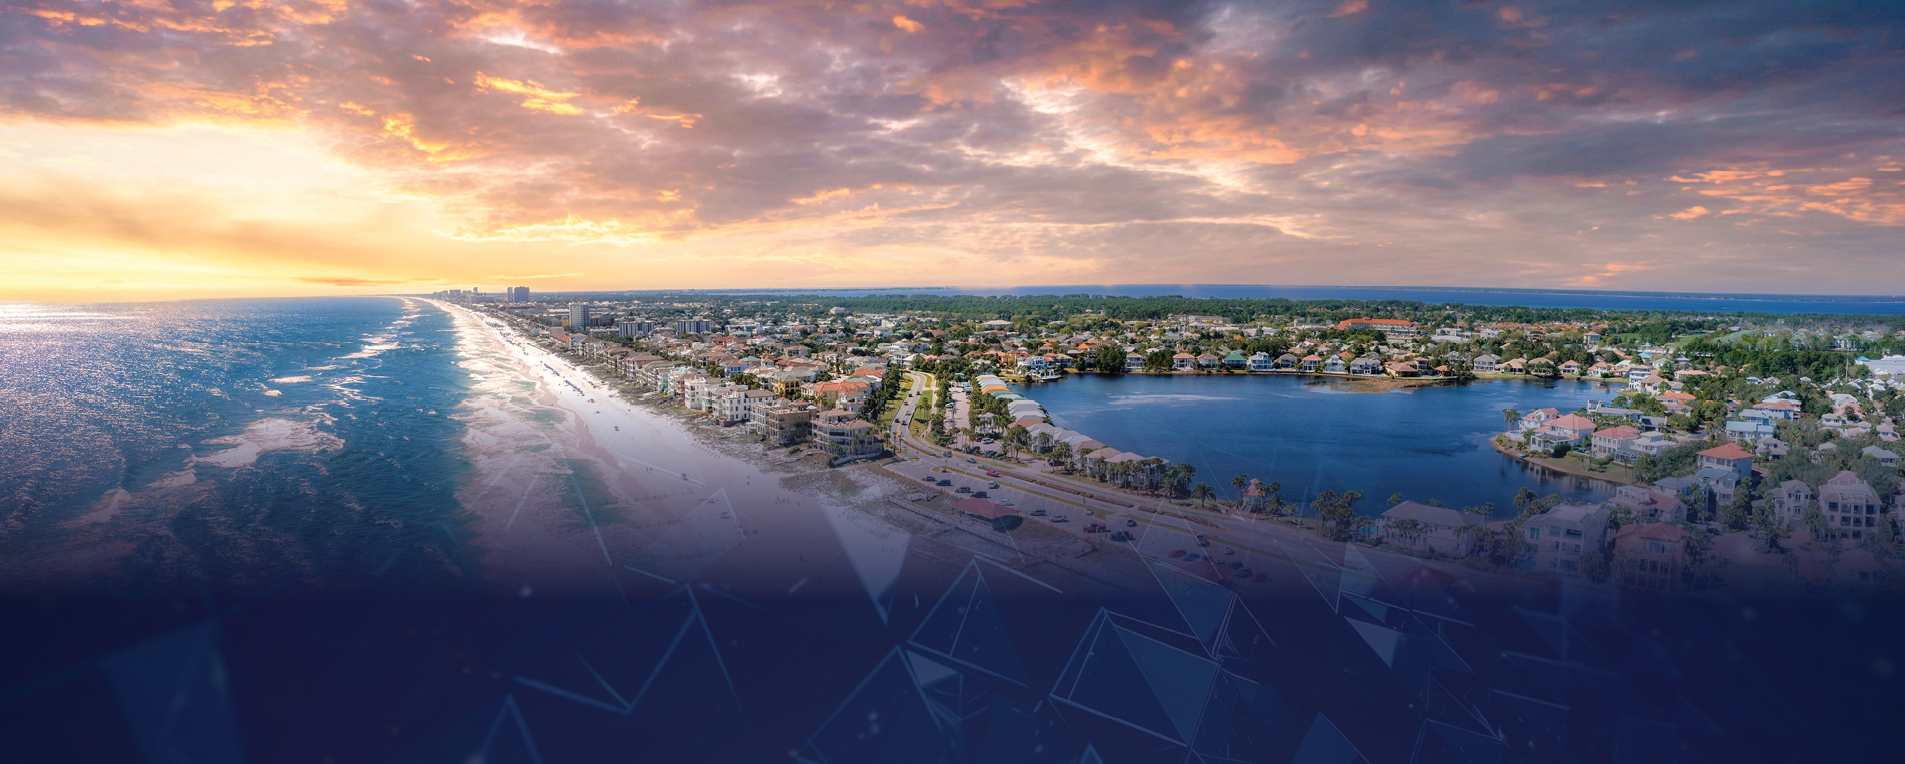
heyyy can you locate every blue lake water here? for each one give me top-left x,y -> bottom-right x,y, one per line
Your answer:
700,284 -> 1905,315
1020,373 -> 1625,518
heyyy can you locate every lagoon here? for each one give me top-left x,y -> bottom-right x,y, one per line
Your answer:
1020,373 -> 1626,519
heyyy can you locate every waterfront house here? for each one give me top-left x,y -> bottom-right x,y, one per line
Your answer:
1196,352 -> 1222,369
1472,354 -> 1500,373
1558,360 -> 1583,376
752,399 -> 815,445
1124,352 -> 1145,371
1820,471 -> 1884,542
1276,353 -> 1300,370
1384,361 -> 1420,377
1323,356 -> 1347,374
1696,443 -> 1755,480
1591,426 -> 1640,456
815,410 -> 881,457
1247,352 -> 1274,372
1613,522 -> 1688,592
1349,356 -> 1383,375
1518,408 -> 1560,432
1172,352 -> 1196,371
1523,503 -> 1610,580
1379,502 -> 1476,556
1547,414 -> 1598,443
1612,485 -> 1687,522
1300,354 -> 1323,372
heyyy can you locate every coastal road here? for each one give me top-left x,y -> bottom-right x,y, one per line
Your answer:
881,372 -> 1523,594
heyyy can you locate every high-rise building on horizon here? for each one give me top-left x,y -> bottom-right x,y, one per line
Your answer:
569,302 -> 591,330
676,319 -> 712,334
511,286 -> 530,302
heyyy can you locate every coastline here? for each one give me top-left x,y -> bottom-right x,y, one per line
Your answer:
1490,437 -> 1642,487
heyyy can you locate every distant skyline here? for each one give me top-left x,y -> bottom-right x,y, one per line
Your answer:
3,1 -> 1902,301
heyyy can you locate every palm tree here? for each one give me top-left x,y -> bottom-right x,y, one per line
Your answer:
1232,474 -> 1251,506
1503,408 -> 1521,427
1050,441 -> 1073,471
1191,483 -> 1214,507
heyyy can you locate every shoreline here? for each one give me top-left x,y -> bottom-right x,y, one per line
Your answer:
1491,437 -> 1642,488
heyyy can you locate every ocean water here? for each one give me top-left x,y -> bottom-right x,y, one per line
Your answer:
0,297 -> 483,594
1022,373 -> 1623,516
706,284 -> 1905,315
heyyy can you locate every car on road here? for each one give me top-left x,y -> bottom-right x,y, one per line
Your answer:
936,479 -> 952,486
972,491 -> 988,498
1085,508 -> 1094,516
1224,547 -> 1234,555
920,476 -> 935,481
1169,549 -> 1186,558
966,458 -> 977,464
998,500 -> 1015,507
985,469 -> 1000,477
1050,515 -> 1068,523
1228,561 -> 1244,570
1029,508 -> 1045,516
1194,534 -> 1210,547
955,486 -> 971,493
1126,519 -> 1137,527
941,451 -> 951,458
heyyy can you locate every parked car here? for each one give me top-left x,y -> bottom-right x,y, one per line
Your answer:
1110,531 -> 1133,542
972,491 -> 988,498
1169,549 -> 1186,558
1194,534 -> 1210,547
1050,515 -> 1069,523
920,475 -> 935,481
936,479 -> 952,486
1228,561 -> 1244,570
987,481 -> 999,489
1029,508 -> 1046,516
1126,519 -> 1137,527
955,486 -> 971,493
985,470 -> 1000,477
1224,547 -> 1234,555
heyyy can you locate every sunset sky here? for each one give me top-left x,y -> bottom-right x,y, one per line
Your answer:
3,0 -> 1902,301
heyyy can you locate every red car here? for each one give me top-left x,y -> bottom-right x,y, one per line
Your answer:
985,469 -> 1001,477
1169,549 -> 1186,558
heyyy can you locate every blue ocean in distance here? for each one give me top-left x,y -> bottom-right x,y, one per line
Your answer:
687,284 -> 1905,315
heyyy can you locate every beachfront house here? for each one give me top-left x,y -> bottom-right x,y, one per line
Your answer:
1172,352 -> 1196,371
1247,352 -> 1275,372
1276,353 -> 1300,370
1378,502 -> 1477,556
1522,503 -> 1610,580
1613,522 -> 1688,592
1323,356 -> 1347,374
1300,354 -> 1323,372
1472,354 -> 1500,373
814,409 -> 882,458
1820,471 -> 1884,543
1124,352 -> 1145,372
1349,356 -> 1383,375
1196,352 -> 1222,369
1591,425 -> 1640,457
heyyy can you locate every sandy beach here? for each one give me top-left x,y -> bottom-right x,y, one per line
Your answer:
432,300 -> 888,597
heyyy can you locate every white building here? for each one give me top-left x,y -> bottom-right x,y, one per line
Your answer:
1523,503 -> 1610,581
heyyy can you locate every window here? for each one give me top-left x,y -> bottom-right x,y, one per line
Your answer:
1564,528 -> 1583,539
1528,527 -> 1541,540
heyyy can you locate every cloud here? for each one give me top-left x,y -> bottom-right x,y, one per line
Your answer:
1,0 -> 1902,296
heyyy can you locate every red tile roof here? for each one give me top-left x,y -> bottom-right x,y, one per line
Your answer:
1698,443 -> 1754,461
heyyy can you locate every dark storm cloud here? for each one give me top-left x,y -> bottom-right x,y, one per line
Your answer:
1,0 -> 1901,288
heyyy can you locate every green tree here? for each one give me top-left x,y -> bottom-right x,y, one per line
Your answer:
1503,408 -> 1521,427
1191,483 -> 1214,507
1233,474 -> 1251,505
1093,345 -> 1126,375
